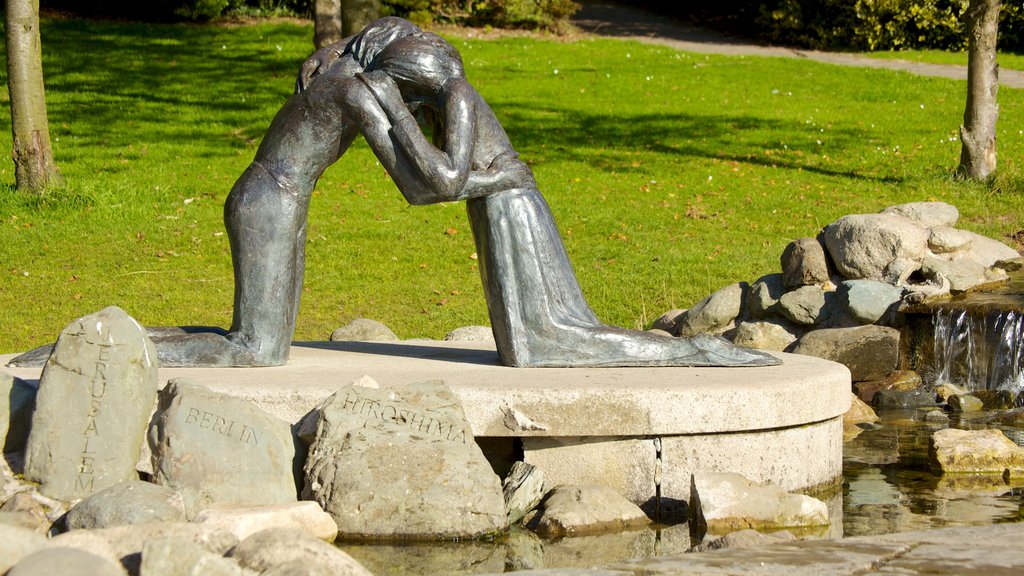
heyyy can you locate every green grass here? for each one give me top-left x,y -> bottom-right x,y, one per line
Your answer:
1,18 -> 1022,355
861,48 -> 1024,71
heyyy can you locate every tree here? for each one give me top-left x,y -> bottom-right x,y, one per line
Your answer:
341,0 -> 381,37
4,0 -> 62,193
958,0 -> 1000,180
314,0 -> 343,49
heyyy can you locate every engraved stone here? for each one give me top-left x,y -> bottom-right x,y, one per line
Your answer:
303,379 -> 506,539
24,306 -> 158,501
148,379 -> 301,517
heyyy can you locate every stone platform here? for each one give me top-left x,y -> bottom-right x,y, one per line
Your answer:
2,340 -> 851,506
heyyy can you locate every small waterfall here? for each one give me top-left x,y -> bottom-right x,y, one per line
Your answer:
931,307 -> 1024,393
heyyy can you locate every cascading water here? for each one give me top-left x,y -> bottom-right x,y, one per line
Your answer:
931,307 -> 1024,393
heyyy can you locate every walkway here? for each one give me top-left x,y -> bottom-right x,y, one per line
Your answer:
572,1 -> 1024,89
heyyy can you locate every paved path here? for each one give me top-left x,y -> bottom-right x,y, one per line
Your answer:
572,1 -> 1024,89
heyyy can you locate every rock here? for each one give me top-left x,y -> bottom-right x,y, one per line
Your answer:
822,213 -> 929,283
24,306 -> 159,501
503,461 -> 546,525
651,309 -> 686,333
854,371 -> 924,404
844,394 -> 879,427
690,528 -> 796,552
777,286 -> 830,326
923,409 -> 950,424
229,528 -> 372,576
66,480 -> 186,530
928,226 -> 974,254
839,280 -> 902,325
781,238 -> 830,288
52,521 -> 239,571
443,326 -> 495,342
947,394 -> 985,413
690,473 -> 829,531
930,428 -> 1024,476
0,523 -> 49,573
747,274 -> 785,319
329,318 -> 399,342
7,547 -> 127,576
296,375 -> 380,443
994,408 -> 1024,427
674,282 -> 746,337
731,321 -> 797,352
0,492 -> 52,534
0,371 -> 36,453
302,380 -> 506,539
46,529 -> 122,568
530,484 -> 649,538
934,382 -> 970,402
148,378 -> 300,518
972,390 -> 1017,410
791,325 -> 899,382
192,501 -> 338,542
140,536 -> 243,576
882,201 -> 960,228
873,389 -> 936,410
921,255 -> 997,293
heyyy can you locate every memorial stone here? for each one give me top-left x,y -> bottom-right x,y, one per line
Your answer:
148,379 -> 300,517
24,306 -> 158,501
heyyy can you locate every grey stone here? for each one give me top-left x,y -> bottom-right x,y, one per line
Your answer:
0,371 -> 36,453
781,237 -> 830,288
148,378 -> 300,518
25,306 -> 159,501
0,492 -> 52,534
791,325 -> 899,382
46,529 -> 123,568
302,380 -> 506,539
690,472 -> 829,531
0,523 -> 48,574
503,461 -> 546,525
229,528 -> 372,575
650,309 -> 686,333
822,213 -> 929,282
746,273 -> 785,319
329,318 -> 399,342
882,201 -> 960,228
192,501 -> 338,542
66,480 -> 185,530
777,286 -> 830,326
51,521 -> 239,569
873,389 -> 936,410
732,321 -> 797,352
948,394 -> 984,413
839,280 -> 903,325
140,536 -> 243,576
690,528 -> 795,552
7,547 -> 127,576
531,484 -> 650,538
443,325 -> 495,342
930,428 -> 1024,476
928,226 -> 974,253
921,244 -> 1016,293
674,282 -> 746,337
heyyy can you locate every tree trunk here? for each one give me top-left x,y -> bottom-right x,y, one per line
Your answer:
958,0 -> 1000,180
341,0 -> 381,37
5,0 -> 61,193
313,0 -> 343,50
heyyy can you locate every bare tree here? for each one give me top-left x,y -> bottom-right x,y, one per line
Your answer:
341,0 -> 381,37
314,0 -> 343,49
959,0 -> 1001,180
5,0 -> 61,193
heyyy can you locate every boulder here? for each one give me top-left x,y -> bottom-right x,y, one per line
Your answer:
873,389 -> 936,410
0,523 -> 48,574
228,528 -> 372,576
530,485 -> 650,538
302,380 -> 506,539
948,394 -> 985,413
689,473 -> 829,531
192,502 -> 338,542
777,286 -> 831,326
746,274 -> 785,319
791,325 -> 899,382
780,238 -> 830,288
839,280 -> 902,325
51,521 -> 239,567
690,528 -> 795,552
674,282 -> 746,337
7,547 -> 127,576
844,394 -> 879,427
329,318 -> 399,342
24,306 -> 159,501
821,213 -> 929,283
921,253 -> 1009,293
928,226 -> 974,254
651,309 -> 686,333
148,379 -> 301,517
731,321 -> 797,352
973,390 -> 1017,410
0,492 -> 52,534
140,537 -> 243,576
853,370 -> 923,403
0,371 -> 36,453
443,326 -> 495,342
930,428 -> 1024,477
66,480 -> 186,530
503,461 -> 546,525
882,201 -> 959,228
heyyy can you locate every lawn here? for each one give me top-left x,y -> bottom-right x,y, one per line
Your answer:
861,48 -> 1024,71
0,18 -> 1022,355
